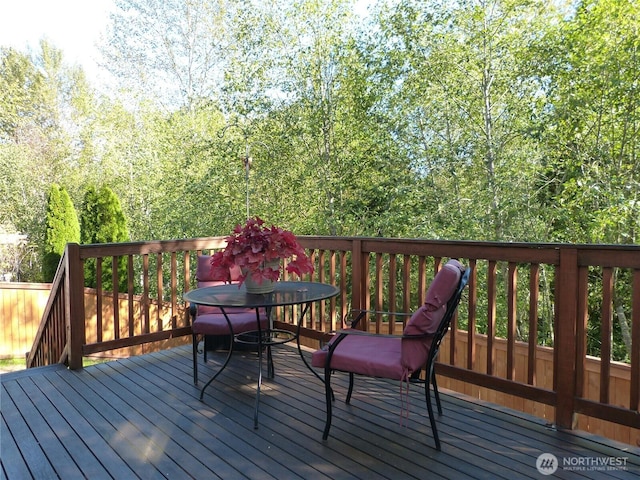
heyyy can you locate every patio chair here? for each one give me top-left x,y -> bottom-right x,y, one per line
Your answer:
311,259 -> 470,451
189,255 -> 268,393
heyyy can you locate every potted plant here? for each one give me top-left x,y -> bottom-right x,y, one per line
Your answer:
210,217 -> 314,293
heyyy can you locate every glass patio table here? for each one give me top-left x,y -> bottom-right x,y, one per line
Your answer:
183,280 -> 339,428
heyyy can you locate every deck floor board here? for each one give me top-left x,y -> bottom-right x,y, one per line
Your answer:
2,345 -> 639,479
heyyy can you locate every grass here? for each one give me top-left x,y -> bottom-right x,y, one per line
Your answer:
0,356 -> 114,373
0,357 -> 26,372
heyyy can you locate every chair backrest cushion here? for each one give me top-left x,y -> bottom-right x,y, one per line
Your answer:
195,255 -> 243,315
401,259 -> 465,373
196,254 -> 242,284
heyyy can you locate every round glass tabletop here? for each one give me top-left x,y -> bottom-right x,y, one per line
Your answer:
183,281 -> 339,308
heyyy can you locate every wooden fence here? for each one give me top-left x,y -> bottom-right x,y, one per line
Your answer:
0,282 -> 51,359
0,283 -> 188,360
437,334 -> 636,446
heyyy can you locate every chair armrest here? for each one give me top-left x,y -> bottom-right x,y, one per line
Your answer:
334,329 -> 401,339
334,328 -> 431,340
346,309 -> 413,329
351,309 -> 413,317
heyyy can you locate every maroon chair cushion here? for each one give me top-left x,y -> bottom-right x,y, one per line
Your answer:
195,255 -> 246,315
400,259 -> 464,372
403,259 -> 464,336
192,254 -> 266,328
311,333 -> 405,380
196,254 -> 242,282
192,310 -> 268,336
313,260 -> 465,382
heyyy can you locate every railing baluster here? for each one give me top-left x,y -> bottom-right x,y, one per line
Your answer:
418,256 -> 427,305
183,251 -> 191,326
171,252 -> 177,330
156,253 -> 163,332
601,267 -> 614,404
507,262 -> 517,381
402,255 -> 411,330
527,263 -> 539,386
467,259 -> 477,371
96,258 -> 103,343
575,266 -> 589,398
143,254 -> 150,334
487,260 -> 497,376
112,256 -> 119,340
631,269 -> 640,412
328,250 -> 336,332
339,250 -> 348,328
375,253 -> 383,333
128,255 -> 135,337
317,250 -> 326,331
388,253 -> 397,334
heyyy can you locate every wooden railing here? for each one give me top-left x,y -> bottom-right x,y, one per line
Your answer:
25,244 -> 88,369
26,237 -> 640,442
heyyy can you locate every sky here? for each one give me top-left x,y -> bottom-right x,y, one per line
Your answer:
0,0 -> 114,84
0,0 -> 373,88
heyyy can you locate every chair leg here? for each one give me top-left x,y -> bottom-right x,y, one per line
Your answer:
431,371 -> 443,415
346,372 -> 355,404
192,334 -> 199,385
425,379 -> 441,451
322,365 -> 333,440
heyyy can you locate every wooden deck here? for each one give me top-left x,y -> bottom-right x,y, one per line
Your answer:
2,345 -> 639,480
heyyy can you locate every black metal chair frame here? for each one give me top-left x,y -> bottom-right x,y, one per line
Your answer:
189,304 -> 274,400
321,268 -> 470,451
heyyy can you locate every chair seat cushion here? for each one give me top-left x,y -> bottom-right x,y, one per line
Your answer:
197,304 -> 258,316
312,334 -> 404,380
192,310 -> 267,336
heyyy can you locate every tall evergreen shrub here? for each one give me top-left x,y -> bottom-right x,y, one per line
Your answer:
80,185 -> 130,291
43,184 -> 80,281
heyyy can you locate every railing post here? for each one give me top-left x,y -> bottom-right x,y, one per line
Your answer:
65,243 -> 86,370
555,247 -> 578,429
351,239 -> 363,312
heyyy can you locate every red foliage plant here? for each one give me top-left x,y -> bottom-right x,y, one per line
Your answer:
210,217 -> 314,285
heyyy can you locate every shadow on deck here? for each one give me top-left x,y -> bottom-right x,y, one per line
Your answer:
2,345 -> 639,479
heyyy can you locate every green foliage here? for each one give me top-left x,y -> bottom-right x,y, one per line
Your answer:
0,43 -> 95,281
538,0 -> 640,244
80,185 -> 129,245
43,184 -> 80,281
81,185 -> 130,291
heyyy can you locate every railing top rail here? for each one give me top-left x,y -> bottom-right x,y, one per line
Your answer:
302,236 -> 640,251
71,236 -> 640,268
76,237 -> 228,258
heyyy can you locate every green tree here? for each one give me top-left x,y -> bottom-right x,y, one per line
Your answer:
538,0 -> 640,361
226,0 -> 414,236
81,185 -> 130,291
42,184 -> 80,281
0,43 -> 98,280
539,0 -> 640,245
374,0 -> 556,241
102,0 -> 230,110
